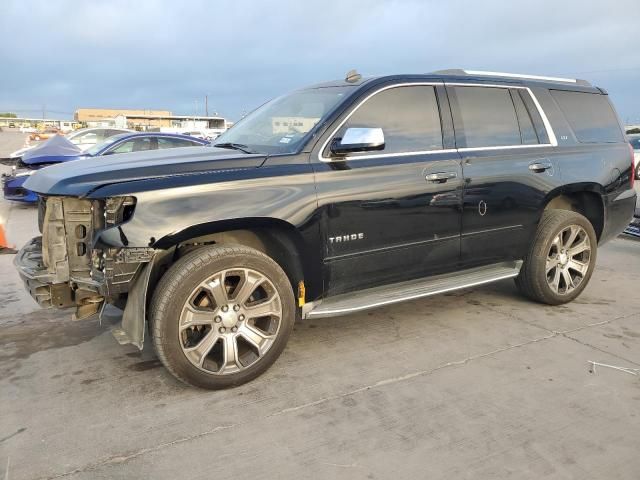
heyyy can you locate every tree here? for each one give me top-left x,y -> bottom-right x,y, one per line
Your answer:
0,112 -> 17,118
626,128 -> 640,135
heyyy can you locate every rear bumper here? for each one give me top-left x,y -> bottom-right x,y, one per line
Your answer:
13,236 -> 74,308
601,188 -> 637,244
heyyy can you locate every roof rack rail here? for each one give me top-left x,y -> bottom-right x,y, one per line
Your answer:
433,69 -> 591,87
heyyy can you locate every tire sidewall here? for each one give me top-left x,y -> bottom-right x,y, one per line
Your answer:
535,213 -> 597,303
152,246 -> 296,389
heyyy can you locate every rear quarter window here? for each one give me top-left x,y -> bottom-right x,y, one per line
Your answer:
550,90 -> 624,143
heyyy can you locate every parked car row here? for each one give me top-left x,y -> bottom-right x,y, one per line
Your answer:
2,131 -> 209,202
9,127 -> 133,158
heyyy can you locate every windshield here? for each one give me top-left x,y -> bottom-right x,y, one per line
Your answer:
85,135 -> 122,156
213,86 -> 352,154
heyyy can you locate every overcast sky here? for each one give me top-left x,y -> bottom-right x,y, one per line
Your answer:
1,0 -> 639,122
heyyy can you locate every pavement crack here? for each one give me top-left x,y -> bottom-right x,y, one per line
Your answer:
38,332 -> 558,478
556,312 -> 638,335
39,423 -> 238,480
0,427 -> 26,445
562,333 -> 640,367
268,332 -> 557,417
35,312 -> 639,479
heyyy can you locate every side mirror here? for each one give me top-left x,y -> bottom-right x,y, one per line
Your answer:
330,127 -> 384,156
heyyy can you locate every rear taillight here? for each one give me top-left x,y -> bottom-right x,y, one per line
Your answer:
629,143 -> 635,189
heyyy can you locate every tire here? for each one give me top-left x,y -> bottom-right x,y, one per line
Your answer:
635,163 -> 640,181
150,244 -> 296,389
515,209 -> 597,305
34,135 -> 40,141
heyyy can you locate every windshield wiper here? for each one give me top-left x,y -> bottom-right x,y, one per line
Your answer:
212,142 -> 257,154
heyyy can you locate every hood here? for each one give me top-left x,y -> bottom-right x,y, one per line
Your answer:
22,135 -> 84,165
24,146 -> 266,197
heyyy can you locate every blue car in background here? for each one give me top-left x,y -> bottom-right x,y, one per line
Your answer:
2,132 -> 209,203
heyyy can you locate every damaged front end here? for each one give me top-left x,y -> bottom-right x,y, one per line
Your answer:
14,195 -> 157,348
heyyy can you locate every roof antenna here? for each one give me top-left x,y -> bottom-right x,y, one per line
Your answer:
345,69 -> 362,83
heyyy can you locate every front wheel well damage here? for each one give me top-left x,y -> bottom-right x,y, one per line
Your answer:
543,191 -> 604,240
145,222 -> 310,317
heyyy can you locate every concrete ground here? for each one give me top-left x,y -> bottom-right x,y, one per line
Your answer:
0,130 -> 639,480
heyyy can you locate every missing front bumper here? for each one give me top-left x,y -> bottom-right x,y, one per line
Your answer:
14,237 -> 75,308
14,236 -> 103,316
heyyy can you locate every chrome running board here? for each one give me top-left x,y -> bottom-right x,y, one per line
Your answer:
303,261 -> 522,319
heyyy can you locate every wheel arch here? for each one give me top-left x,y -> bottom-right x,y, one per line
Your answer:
152,216 -> 321,300
542,183 -> 605,241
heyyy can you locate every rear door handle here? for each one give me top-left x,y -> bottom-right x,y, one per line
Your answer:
528,161 -> 552,173
425,171 -> 457,183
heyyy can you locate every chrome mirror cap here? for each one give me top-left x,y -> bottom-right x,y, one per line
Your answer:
330,127 -> 385,157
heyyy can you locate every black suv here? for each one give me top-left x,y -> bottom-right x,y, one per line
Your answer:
15,69 -> 636,389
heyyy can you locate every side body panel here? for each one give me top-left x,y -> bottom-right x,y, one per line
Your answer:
309,81 -> 463,296
92,155 -> 325,298
532,87 -> 636,243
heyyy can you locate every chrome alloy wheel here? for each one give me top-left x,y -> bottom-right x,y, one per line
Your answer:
545,225 -> 591,295
179,268 -> 282,375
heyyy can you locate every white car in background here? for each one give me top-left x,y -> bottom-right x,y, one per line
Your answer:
9,127 -> 133,158
181,130 -> 213,141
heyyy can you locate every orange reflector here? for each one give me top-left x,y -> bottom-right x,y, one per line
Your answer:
297,281 -> 306,307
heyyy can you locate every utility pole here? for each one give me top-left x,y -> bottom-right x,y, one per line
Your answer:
42,104 -> 46,120
205,95 -> 209,117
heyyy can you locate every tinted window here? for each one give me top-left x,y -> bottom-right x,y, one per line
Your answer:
550,90 -> 624,143
519,90 -> 549,144
510,90 -> 539,145
107,137 -> 157,154
449,86 -> 521,148
629,137 -> 640,150
158,137 -> 202,149
332,85 -> 443,155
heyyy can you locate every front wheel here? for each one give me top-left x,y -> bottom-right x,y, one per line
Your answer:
515,209 -> 597,305
150,245 -> 296,389
635,163 -> 640,181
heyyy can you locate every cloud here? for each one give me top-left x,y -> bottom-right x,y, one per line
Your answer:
0,0 -> 638,122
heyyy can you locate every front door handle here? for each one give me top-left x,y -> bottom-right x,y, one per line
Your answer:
528,161 -> 552,173
425,171 -> 457,183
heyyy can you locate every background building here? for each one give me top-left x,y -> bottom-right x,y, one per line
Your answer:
74,107 -> 227,132
74,108 -> 172,128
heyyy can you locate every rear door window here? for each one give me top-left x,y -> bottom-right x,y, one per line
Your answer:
329,85 -> 443,156
448,86 -> 522,148
550,90 -> 624,143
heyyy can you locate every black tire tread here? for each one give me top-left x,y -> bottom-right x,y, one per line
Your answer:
150,244 -> 295,389
515,209 -> 597,305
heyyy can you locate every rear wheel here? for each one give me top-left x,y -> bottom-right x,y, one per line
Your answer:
150,245 -> 295,389
515,209 -> 597,305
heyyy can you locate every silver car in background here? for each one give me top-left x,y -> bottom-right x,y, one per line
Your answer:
9,127 -> 133,158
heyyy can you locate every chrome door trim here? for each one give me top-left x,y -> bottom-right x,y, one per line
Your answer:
317,81 -> 558,163
317,82 -> 444,163
444,82 -> 558,147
